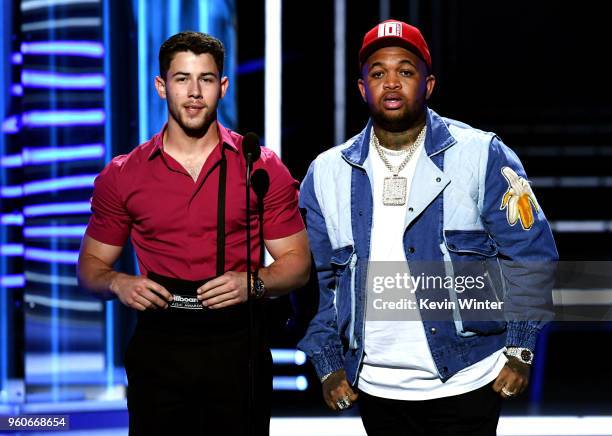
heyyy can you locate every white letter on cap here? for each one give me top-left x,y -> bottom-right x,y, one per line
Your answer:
378,22 -> 402,38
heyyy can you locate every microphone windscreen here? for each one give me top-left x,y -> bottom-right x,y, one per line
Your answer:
242,132 -> 261,162
251,169 -> 270,198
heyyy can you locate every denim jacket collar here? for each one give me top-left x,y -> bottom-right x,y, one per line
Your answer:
341,107 -> 457,166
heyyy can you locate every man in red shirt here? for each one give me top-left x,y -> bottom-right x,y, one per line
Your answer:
77,31 -> 310,436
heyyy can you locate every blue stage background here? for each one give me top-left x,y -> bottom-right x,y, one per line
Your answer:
1,0 -> 612,434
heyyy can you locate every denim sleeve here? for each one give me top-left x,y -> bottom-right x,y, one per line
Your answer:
481,137 -> 558,350
297,161 -> 345,379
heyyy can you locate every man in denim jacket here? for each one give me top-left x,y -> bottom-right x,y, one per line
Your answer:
298,19 -> 557,435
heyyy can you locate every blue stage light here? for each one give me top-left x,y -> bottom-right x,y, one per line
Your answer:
272,376 -> 309,391
22,17 -> 102,32
25,225 -> 87,238
23,174 -> 96,195
271,349 -> 307,365
1,116 -> 19,134
137,0 -> 148,143
11,52 -> 22,65
0,275 -> 25,288
22,70 -> 105,89
0,244 -> 24,256
2,144 -> 104,168
25,144 -> 105,164
10,84 -> 23,96
237,58 -> 265,75
0,186 -> 24,198
0,154 -> 23,168
22,110 -> 105,127
0,214 -> 24,226
21,41 -> 104,58
21,0 -> 101,12
24,201 -> 91,217
24,248 -> 79,264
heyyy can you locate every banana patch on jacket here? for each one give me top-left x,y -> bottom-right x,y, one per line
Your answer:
500,166 -> 540,230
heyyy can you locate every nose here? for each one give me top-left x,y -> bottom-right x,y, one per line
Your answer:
383,72 -> 401,89
188,79 -> 203,99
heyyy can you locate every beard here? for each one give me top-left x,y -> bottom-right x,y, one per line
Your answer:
370,102 -> 427,133
170,105 -> 217,138
371,109 -> 416,133
368,90 -> 428,133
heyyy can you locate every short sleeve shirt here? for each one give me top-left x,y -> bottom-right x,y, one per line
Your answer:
85,123 -> 304,280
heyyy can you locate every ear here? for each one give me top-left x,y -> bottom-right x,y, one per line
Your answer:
425,74 -> 436,101
357,78 -> 368,103
154,76 -> 167,99
219,76 -> 229,99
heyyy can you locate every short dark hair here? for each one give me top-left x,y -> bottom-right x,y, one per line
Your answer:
158,31 -> 225,79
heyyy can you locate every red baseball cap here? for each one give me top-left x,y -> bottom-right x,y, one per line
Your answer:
359,19 -> 432,71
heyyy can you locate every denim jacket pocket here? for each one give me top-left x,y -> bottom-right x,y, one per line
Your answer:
444,230 -> 498,258
443,230 -> 507,336
330,245 -> 356,344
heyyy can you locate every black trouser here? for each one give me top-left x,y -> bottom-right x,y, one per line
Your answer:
358,382 -> 502,436
125,273 -> 272,436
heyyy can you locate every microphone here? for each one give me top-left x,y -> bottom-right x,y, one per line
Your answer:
242,132 -> 261,164
251,169 -> 270,200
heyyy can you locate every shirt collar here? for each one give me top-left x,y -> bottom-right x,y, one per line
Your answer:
147,121 -> 238,160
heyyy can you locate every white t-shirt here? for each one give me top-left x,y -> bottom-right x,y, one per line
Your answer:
358,129 -> 506,400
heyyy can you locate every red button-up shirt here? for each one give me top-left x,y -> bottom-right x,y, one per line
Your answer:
86,123 -> 304,280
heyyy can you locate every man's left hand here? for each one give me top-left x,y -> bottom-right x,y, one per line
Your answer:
197,271 -> 248,309
492,356 -> 530,399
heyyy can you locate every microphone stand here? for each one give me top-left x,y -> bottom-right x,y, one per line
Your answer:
242,133 -> 260,436
245,153 -> 254,436
249,169 -> 269,436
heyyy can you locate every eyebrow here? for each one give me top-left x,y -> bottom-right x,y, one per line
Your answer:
370,59 -> 417,69
171,71 -> 217,78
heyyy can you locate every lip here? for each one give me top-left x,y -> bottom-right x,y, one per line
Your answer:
382,93 -> 403,110
184,104 -> 205,115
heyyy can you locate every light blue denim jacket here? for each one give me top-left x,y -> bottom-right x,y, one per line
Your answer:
298,108 -> 558,385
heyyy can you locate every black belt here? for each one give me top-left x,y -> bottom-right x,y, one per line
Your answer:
136,272 -> 255,335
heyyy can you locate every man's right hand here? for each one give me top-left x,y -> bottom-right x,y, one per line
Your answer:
109,273 -> 173,311
322,369 -> 359,411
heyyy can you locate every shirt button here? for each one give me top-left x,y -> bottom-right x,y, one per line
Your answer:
408,207 -> 414,212
431,327 -> 437,334
408,247 -> 415,254
436,177 -> 442,182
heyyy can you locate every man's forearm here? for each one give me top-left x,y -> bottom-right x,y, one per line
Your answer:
258,250 -> 310,297
77,254 -> 122,299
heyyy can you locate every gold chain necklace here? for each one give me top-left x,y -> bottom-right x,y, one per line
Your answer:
372,125 -> 427,206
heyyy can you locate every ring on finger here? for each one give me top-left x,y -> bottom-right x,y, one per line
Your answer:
336,396 -> 352,410
501,386 -> 515,397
